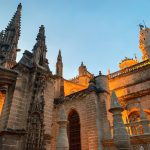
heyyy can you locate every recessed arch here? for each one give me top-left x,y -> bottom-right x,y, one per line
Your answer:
68,109 -> 81,150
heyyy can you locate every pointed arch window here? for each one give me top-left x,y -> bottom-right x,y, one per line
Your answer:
68,110 -> 81,150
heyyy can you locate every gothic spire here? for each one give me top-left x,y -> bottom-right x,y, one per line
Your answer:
3,3 -> 22,46
0,3 -> 22,68
57,49 -> 62,60
56,49 -> 63,77
32,25 -> 48,67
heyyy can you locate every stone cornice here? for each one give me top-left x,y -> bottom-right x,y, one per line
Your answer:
119,88 -> 150,102
0,66 -> 18,86
0,129 -> 26,136
110,77 -> 150,91
54,87 -> 109,105
109,59 -> 150,80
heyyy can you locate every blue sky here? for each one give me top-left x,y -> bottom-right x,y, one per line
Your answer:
0,0 -> 150,79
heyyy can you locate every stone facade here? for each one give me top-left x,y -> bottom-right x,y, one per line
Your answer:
0,3 -> 150,150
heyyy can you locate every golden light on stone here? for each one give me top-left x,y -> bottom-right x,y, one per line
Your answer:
0,3 -> 150,150
0,92 -> 5,115
64,62 -> 93,96
119,57 -> 138,70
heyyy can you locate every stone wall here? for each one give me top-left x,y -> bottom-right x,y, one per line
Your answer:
51,94 -> 89,150
43,78 -> 55,149
0,68 -> 30,149
51,89 -> 111,150
109,65 -> 150,111
6,71 -> 30,130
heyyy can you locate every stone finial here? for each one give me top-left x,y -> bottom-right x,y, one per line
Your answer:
56,105 -> 69,150
99,71 -> 102,75
58,49 -> 62,60
109,91 -> 123,112
17,3 -> 22,10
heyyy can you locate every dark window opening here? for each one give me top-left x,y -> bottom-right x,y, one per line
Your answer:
68,110 -> 81,150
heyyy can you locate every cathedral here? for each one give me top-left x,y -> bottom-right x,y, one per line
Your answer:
0,3 -> 150,150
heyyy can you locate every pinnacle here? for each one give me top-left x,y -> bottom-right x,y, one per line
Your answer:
58,49 -> 62,57
40,25 -> 45,30
17,3 -> 22,10
32,25 -> 47,55
59,49 -> 61,55
57,49 -> 62,61
35,25 -> 46,42
2,3 -> 22,46
38,25 -> 45,37
110,91 -> 121,109
5,3 -> 21,33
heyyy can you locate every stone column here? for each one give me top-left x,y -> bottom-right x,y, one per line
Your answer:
109,91 -> 130,150
56,105 -> 69,150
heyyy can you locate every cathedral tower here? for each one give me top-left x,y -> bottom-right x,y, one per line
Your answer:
0,3 -> 22,68
139,25 -> 150,60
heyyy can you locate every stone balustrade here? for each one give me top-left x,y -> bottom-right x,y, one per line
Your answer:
125,120 -> 150,136
109,60 -> 150,79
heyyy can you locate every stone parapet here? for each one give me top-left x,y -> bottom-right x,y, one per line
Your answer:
109,60 -> 150,79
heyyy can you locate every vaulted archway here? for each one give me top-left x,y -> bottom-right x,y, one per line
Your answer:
68,110 -> 81,150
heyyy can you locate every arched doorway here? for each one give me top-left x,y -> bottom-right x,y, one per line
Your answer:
68,110 -> 81,150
